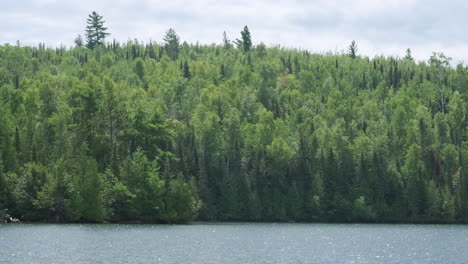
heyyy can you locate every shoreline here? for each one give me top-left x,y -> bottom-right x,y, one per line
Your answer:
4,220 -> 468,226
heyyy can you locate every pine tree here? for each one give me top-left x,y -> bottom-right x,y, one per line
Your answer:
222,31 -> 231,49
74,35 -> 84,47
163,28 -> 180,60
348,40 -> 358,59
183,61 -> 191,79
235,26 -> 252,52
85,11 -> 110,49
220,64 -> 226,79
404,48 -> 413,61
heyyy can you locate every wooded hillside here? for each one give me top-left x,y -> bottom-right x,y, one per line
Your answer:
0,32 -> 467,223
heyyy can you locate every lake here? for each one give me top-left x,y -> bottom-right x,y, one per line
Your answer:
0,223 -> 467,263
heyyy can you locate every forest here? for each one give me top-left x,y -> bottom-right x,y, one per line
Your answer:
0,14 -> 468,224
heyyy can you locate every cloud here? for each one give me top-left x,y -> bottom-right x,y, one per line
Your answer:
1,0 -> 467,64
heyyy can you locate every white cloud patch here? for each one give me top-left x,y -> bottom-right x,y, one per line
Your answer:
1,0 -> 467,64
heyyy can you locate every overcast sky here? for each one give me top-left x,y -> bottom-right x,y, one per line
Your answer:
1,0 -> 467,64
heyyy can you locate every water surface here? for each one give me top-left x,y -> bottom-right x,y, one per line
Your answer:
1,223 -> 467,263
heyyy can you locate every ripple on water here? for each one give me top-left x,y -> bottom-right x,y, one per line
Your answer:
0,223 -> 467,264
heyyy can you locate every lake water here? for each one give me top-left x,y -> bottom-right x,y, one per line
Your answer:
1,223 -> 467,263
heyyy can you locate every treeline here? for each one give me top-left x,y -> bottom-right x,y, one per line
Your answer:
0,32 -> 467,223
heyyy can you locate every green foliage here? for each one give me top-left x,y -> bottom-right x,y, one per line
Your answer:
68,154 -> 106,222
352,196 -> 376,222
0,37 -> 467,224
348,40 -> 358,59
85,11 -> 110,49
235,26 -> 252,52
404,48 -> 413,61
74,35 -> 84,47
103,172 -> 136,221
183,61 -> 191,79
0,161 -> 11,215
163,28 -> 180,60
222,31 -> 231,50
162,177 -> 200,223
134,58 -> 145,80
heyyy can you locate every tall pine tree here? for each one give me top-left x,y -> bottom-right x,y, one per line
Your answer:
348,40 -> 358,59
235,26 -> 252,52
163,28 -> 180,60
85,11 -> 110,49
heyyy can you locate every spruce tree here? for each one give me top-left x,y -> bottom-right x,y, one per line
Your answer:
235,26 -> 252,52
85,11 -> 110,49
348,40 -> 358,59
163,28 -> 180,60
74,35 -> 84,47
183,61 -> 191,79
404,48 -> 413,61
222,31 -> 231,49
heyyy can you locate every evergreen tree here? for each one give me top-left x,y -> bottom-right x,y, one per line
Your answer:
163,28 -> 180,60
348,40 -> 358,59
0,34 -> 467,224
74,35 -> 84,47
135,58 -> 145,80
222,31 -> 231,49
183,61 -> 191,79
404,48 -> 413,61
85,11 -> 110,49
235,26 -> 252,52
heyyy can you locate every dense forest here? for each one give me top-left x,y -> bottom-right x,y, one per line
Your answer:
1,14 -> 468,224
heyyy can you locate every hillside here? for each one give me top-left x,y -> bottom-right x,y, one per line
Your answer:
0,39 -> 467,223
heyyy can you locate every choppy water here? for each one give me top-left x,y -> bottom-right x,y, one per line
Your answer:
1,223 -> 467,263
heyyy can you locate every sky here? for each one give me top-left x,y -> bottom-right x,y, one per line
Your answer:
1,0 -> 467,64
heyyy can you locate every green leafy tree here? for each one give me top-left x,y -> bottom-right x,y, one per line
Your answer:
68,154 -> 106,222
1,32 -> 468,225
0,161 -> 11,217
134,58 -> 145,80
352,196 -> 376,222
162,177 -> 200,223
403,144 -> 426,220
3,44 -> 26,89
103,171 -> 136,221
429,52 -> 451,113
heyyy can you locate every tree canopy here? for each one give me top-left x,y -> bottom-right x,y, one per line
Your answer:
0,26 -> 467,224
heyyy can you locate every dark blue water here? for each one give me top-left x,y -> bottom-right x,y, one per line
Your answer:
1,223 -> 467,263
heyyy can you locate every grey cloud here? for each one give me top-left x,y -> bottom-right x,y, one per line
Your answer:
1,0 -> 468,63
